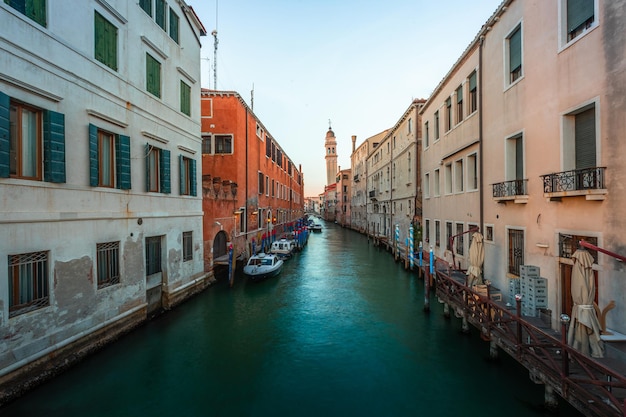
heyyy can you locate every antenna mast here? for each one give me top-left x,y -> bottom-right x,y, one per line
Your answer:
212,1 -> 219,89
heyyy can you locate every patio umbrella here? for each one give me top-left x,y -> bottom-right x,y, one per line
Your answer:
567,249 -> 604,358
466,232 -> 484,288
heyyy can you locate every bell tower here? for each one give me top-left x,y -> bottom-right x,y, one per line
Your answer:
325,121 -> 337,186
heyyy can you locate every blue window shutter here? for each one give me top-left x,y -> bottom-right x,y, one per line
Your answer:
160,148 -> 170,194
190,158 -> 197,197
178,154 -> 184,194
0,91 -> 9,178
43,110 -> 66,183
89,124 -> 99,186
116,134 -> 131,190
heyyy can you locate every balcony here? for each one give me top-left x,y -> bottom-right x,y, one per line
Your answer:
492,179 -> 528,204
354,173 -> 360,182
369,189 -> 377,201
541,167 -> 607,201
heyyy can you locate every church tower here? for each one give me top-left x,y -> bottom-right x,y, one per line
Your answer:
325,122 -> 337,186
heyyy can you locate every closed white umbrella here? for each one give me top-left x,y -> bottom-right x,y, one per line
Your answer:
466,232 -> 484,288
567,249 -> 604,358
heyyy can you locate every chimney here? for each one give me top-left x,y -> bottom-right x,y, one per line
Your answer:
351,135 -> 357,153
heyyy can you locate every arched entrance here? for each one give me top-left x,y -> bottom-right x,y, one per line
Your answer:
212,231 -> 229,275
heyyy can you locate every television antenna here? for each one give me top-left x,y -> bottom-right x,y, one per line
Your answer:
211,0 -> 219,89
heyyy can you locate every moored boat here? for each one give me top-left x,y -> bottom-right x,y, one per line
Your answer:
270,238 -> 296,259
243,253 -> 284,282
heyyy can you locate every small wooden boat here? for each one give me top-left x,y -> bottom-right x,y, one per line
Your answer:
243,253 -> 284,282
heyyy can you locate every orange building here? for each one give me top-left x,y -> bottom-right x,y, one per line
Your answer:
200,90 -> 305,274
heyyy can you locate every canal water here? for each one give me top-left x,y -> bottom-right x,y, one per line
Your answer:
3,223 -> 582,417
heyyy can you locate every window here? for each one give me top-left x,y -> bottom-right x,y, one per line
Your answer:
408,118 -> 412,134
434,169 -> 440,196
446,222 -> 453,251
202,135 -> 211,154
5,0 -> 46,26
468,153 -> 478,190
507,25 -> 523,84
424,121 -> 429,147
265,137 -> 272,157
8,250 -> 49,317
485,225 -> 494,242
444,163 -> 452,194
183,231 -> 193,261
146,144 -> 170,193
456,223 -> 464,255
169,8 -> 179,43
508,228 -> 524,276
506,134 -> 524,181
97,241 -> 120,288
435,220 -> 441,247
180,81 -> 191,116
1,93 -> 66,183
89,124 -> 131,189
424,172 -> 430,198
564,0 -> 595,42
215,134 -> 233,154
145,236 -> 162,275
94,12 -> 118,71
469,71 -> 477,113
8,100 -> 42,180
256,124 -> 264,140
265,175 -> 269,196
155,0 -> 166,30
179,155 -> 196,196
139,0 -> 152,16
455,159 -> 464,192
445,98 -> 452,131
434,111 -> 440,140
146,53 -> 161,98
425,219 -> 430,244
456,85 -> 463,123
258,171 -> 264,194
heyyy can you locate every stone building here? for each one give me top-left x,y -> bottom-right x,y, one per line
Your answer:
0,0 -> 208,403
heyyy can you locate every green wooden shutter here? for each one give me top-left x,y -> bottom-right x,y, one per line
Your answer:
27,0 -> 46,26
43,110 -> 66,183
155,0 -> 165,30
190,158 -> 197,197
160,148 -> 170,193
575,108 -> 596,169
169,8 -> 179,44
116,134 -> 131,190
145,143 -> 151,192
509,27 -> 522,73
178,154 -> 184,194
0,91 -> 10,178
139,0 -> 152,16
89,124 -> 99,186
456,85 -> 463,103
515,136 -> 523,180
469,72 -> 477,91
146,54 -> 161,98
568,0 -> 594,33
180,81 -> 191,116
95,12 -> 118,71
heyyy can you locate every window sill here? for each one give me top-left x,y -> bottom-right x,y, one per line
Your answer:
544,189 -> 607,201
493,195 -> 529,204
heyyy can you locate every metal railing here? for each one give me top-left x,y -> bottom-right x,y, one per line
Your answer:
430,264 -> 626,417
492,179 -> 528,198
541,167 -> 606,193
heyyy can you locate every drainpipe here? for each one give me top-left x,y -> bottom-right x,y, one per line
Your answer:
245,107 -> 249,246
479,35 -> 485,237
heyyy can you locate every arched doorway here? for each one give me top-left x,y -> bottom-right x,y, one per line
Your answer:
212,231 -> 229,276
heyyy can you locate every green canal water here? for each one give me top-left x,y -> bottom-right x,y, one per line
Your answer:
3,223 -> 582,417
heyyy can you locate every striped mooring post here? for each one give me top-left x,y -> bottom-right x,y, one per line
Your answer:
409,225 -> 414,270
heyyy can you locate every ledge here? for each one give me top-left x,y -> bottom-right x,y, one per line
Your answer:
544,189 -> 607,202
493,195 -> 529,204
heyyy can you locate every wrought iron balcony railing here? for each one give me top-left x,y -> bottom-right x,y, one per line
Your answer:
492,179 -> 528,198
541,167 -> 606,193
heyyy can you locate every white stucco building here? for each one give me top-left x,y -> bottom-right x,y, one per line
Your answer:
0,0 -> 208,402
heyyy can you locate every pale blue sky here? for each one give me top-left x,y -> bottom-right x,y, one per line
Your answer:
189,1 -> 503,196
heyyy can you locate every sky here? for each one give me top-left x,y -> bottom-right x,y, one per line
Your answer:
188,0 -> 503,197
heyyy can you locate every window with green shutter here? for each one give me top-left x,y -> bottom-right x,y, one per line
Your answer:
5,0 -> 46,27
155,0 -> 166,30
180,81 -> 191,116
43,110 -> 65,183
508,26 -> 522,83
468,71 -> 477,113
567,0 -> 594,41
139,0 -> 152,16
169,8 -> 179,44
146,54 -> 161,98
94,12 -> 118,71
89,123 -> 130,189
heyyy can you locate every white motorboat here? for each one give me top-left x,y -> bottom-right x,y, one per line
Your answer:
270,238 -> 296,259
243,253 -> 284,282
